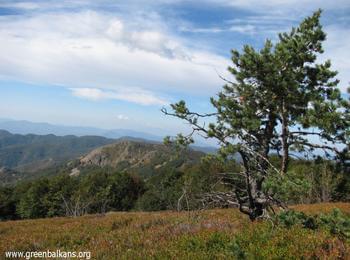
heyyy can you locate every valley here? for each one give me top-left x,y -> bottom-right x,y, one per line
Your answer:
0,130 -> 206,185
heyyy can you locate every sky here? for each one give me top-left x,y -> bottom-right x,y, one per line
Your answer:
0,0 -> 349,138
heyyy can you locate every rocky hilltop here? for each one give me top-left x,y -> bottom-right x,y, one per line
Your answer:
0,130 -> 115,172
79,140 -> 204,175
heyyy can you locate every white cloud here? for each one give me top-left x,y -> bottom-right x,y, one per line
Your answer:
229,25 -> 256,34
70,88 -> 105,101
179,26 -> 224,34
323,26 -> 350,91
0,10 -> 229,104
106,20 -> 124,40
70,87 -> 168,106
0,1 -> 348,103
0,1 -> 92,11
2,0 -> 350,15
205,0 -> 350,14
117,114 -> 129,120
3,2 -> 41,10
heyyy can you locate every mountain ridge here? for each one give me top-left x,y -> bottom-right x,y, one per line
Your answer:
0,119 -> 162,141
0,130 -> 211,185
0,119 -> 218,151
0,130 -> 116,172
77,139 -> 204,177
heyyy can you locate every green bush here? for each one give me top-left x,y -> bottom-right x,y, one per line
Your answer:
319,208 -> 350,239
277,208 -> 350,239
277,210 -> 318,230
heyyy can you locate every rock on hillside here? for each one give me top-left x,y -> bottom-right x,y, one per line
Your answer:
79,140 -> 204,175
0,167 -> 21,186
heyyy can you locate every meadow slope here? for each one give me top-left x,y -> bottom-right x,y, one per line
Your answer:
1,203 -> 350,259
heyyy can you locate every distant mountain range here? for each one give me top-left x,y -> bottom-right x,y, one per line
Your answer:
0,130 -> 116,172
0,119 -> 217,185
0,118 -> 162,141
0,130 -> 207,185
0,125 -> 216,185
0,118 -> 218,153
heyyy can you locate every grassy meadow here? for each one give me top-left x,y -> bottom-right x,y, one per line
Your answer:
1,203 -> 350,259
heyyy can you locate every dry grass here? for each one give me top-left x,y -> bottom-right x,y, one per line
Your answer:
292,202 -> 350,214
1,203 -> 349,259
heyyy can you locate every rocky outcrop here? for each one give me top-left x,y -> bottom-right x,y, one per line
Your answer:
79,140 -> 203,172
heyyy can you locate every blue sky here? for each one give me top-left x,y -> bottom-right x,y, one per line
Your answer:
0,0 -> 349,138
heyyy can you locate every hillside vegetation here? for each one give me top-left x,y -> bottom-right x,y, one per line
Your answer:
2,155 -> 349,221
0,130 -> 115,173
0,130 -> 207,186
78,140 -> 203,176
1,203 -> 350,259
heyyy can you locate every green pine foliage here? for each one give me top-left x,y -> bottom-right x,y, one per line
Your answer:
163,9 -> 350,220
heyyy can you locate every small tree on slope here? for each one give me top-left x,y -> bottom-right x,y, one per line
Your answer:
162,10 -> 350,221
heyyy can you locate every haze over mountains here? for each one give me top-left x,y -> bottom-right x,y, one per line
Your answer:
0,130 -> 206,186
0,120 -> 216,185
0,118 -> 162,141
0,129 -> 115,172
0,118 -> 217,152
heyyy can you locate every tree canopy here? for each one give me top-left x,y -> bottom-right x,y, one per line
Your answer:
162,10 -> 350,220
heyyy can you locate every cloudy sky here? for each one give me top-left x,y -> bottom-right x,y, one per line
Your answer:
0,0 -> 349,137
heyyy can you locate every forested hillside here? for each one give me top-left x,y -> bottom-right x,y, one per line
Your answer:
1,154 -> 349,221
78,140 -> 204,176
0,130 -> 115,172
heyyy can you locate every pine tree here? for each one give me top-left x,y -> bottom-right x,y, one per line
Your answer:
162,10 -> 349,220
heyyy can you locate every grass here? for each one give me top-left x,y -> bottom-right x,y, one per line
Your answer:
1,203 -> 350,259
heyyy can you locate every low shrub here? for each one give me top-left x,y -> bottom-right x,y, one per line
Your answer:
277,209 -> 318,229
319,208 -> 350,239
277,208 -> 350,239
110,218 -> 133,230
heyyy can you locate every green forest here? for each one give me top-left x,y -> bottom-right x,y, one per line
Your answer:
1,156 -> 349,220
